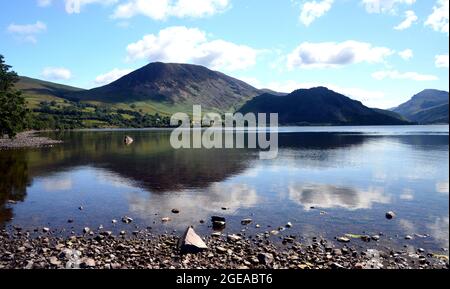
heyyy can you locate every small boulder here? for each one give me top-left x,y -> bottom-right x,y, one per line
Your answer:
257,253 -> 274,265
337,236 -> 350,243
385,211 -> 396,220
178,227 -> 208,254
121,216 -> 133,224
241,219 -> 252,225
124,136 -> 134,145
227,234 -> 242,242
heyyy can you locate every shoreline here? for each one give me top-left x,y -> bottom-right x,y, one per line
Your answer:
0,227 -> 448,269
0,131 -> 62,150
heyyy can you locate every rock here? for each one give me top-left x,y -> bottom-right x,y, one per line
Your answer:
270,230 -> 279,235
227,234 -> 242,242
81,258 -> 96,268
121,216 -> 133,224
112,219 -> 117,224
211,216 -> 226,222
212,221 -> 226,230
371,235 -> 380,241
171,209 -> 180,214
385,211 -> 396,220
361,235 -> 371,242
286,222 -> 293,228
161,217 -> 171,222
49,256 -> 61,266
405,235 -> 413,240
178,227 -> 208,254
42,227 -> 50,233
67,219 -> 74,223
83,227 -> 90,234
257,253 -> 274,265
283,237 -> 295,243
333,249 -> 343,256
124,136 -> 134,145
120,231 -> 126,236
211,232 -> 222,237
241,219 -> 252,225
337,237 -> 350,243
216,246 -> 227,254
94,235 -> 105,242
255,224 -> 261,228
100,231 -> 112,237
78,206 -> 83,210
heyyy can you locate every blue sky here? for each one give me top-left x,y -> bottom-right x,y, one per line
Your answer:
0,0 -> 448,108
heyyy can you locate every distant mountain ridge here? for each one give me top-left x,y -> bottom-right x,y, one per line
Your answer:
239,87 -> 411,125
392,89 -> 449,124
69,62 -> 261,114
17,63 -> 449,128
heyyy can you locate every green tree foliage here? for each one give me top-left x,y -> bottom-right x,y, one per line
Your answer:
0,55 -> 28,138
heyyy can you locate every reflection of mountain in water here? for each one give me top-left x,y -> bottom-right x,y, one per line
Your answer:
0,130 -> 448,223
288,183 -> 391,210
8,131 -> 255,193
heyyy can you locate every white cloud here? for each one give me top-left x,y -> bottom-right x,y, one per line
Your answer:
287,41 -> 393,69
7,21 -> 47,43
372,70 -> 438,81
65,0 -> 118,14
300,0 -> 334,26
362,0 -> 416,14
425,0 -> 449,35
37,0 -> 52,7
398,48 -> 413,60
394,10 -> 418,30
435,54 -> 449,68
95,68 -> 133,85
126,26 -> 259,71
112,0 -> 230,20
41,67 -> 72,80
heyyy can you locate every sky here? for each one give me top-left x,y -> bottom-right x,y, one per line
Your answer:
0,0 -> 448,109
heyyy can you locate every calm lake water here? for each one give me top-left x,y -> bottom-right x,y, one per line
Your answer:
1,126 -> 449,252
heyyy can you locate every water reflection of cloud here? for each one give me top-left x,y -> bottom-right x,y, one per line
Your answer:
96,171 -> 135,189
399,219 -> 416,234
43,178 -> 72,191
288,183 -> 391,210
400,189 -> 414,200
127,183 -> 259,228
436,181 -> 449,194
427,217 -> 449,248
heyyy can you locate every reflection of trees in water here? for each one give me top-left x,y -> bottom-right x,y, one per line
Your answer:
0,151 -> 29,224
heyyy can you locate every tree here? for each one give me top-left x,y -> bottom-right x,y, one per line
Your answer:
0,55 -> 28,138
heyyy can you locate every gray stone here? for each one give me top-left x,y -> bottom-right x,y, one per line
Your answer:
178,227 -> 208,254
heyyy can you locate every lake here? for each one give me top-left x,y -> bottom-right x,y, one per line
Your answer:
1,125 -> 449,252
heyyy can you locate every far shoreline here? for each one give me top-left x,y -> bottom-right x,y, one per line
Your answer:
1,124 -> 448,150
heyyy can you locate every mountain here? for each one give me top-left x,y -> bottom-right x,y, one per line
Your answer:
392,89 -> 449,124
16,76 -> 84,109
239,87 -> 411,126
70,62 -> 261,114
